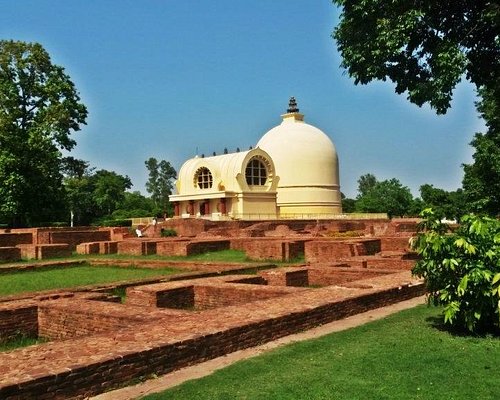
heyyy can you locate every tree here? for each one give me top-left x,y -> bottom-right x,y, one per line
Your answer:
91,170 -> 132,216
0,40 -> 87,226
462,88 -> 500,215
356,173 -> 378,198
419,184 -> 466,220
356,178 -> 414,217
145,157 -> 176,215
412,209 -> 500,333
341,192 -> 356,213
332,1 -> 499,114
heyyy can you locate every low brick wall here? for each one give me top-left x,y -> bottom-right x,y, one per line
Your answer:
193,284 -> 297,310
0,233 -> 33,247
186,240 -> 230,255
380,236 -> 413,252
118,240 -> 157,256
76,242 -> 100,255
48,230 -> 111,250
260,268 -> 309,287
17,244 -> 72,260
231,238 -> 306,261
0,247 -> 21,263
307,267 -> 389,286
305,239 -> 381,263
0,304 -> 38,343
37,300 -> 147,340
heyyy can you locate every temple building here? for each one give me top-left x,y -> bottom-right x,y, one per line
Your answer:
169,98 -> 342,219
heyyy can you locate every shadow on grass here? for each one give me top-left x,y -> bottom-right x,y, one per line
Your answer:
426,314 -> 500,338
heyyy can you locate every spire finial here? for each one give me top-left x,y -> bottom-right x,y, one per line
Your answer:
287,97 -> 299,113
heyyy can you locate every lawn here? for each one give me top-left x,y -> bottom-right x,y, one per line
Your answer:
143,305 -> 500,400
0,264 -> 180,297
77,249 -> 305,264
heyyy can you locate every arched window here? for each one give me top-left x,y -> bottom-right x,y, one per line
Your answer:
245,157 -> 268,186
194,167 -> 213,189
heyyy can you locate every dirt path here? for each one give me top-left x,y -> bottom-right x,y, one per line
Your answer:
91,296 -> 426,400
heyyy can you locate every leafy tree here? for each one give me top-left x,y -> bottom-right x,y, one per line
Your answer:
419,184 -> 466,220
356,178 -> 414,218
332,0 -> 499,114
145,157 -> 176,215
356,173 -> 377,198
91,170 -> 132,216
341,192 -> 356,213
412,208 -> 500,333
0,40 -> 87,226
462,87 -> 500,216
111,191 -> 155,219
61,157 -> 94,226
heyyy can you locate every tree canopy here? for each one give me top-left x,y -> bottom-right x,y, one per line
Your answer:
0,40 -> 87,226
145,157 -> 177,215
332,0 -> 499,114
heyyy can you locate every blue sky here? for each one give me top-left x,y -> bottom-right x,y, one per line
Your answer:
1,1 -> 484,198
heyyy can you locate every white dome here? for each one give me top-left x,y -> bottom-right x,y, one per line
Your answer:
256,107 -> 341,214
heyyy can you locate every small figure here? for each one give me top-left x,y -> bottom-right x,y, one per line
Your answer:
135,228 -> 143,237
152,217 -> 158,231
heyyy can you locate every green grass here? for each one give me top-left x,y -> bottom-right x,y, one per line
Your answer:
142,305 -> 500,400
77,249 -> 304,265
0,334 -> 47,352
0,264 -> 180,297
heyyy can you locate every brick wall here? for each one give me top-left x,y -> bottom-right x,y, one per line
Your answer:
0,233 -> 33,247
260,268 -> 309,287
0,247 -> 21,263
17,244 -> 71,260
0,305 -> 38,343
193,284 -> 296,310
380,236 -> 413,252
305,239 -> 381,263
307,268 -> 388,286
48,230 -> 111,250
117,240 -> 157,256
37,300 -> 145,340
231,238 -> 306,261
186,240 -> 230,255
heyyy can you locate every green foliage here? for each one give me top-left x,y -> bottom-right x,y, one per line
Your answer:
332,0 -> 499,114
412,208 -> 500,333
462,87 -> 500,216
145,157 -> 177,215
356,173 -> 377,197
356,178 -> 414,218
419,184 -> 466,220
97,219 -> 132,227
0,40 -> 87,226
0,333 -> 47,352
160,228 -> 177,237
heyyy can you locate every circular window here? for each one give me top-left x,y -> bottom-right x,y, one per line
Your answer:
194,167 -> 213,189
245,157 -> 268,186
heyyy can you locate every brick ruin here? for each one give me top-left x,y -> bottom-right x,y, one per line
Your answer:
0,218 -> 425,399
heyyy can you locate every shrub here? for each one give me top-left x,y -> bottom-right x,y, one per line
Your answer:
411,208 -> 500,333
160,228 -> 177,237
96,219 -> 132,227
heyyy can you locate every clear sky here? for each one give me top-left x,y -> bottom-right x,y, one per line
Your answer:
1,0 -> 484,198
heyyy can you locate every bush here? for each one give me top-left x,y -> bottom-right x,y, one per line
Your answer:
97,219 -> 132,227
160,228 -> 177,237
412,208 -> 500,333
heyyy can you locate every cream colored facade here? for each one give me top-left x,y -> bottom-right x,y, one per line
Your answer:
169,148 -> 279,219
169,99 -> 342,219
